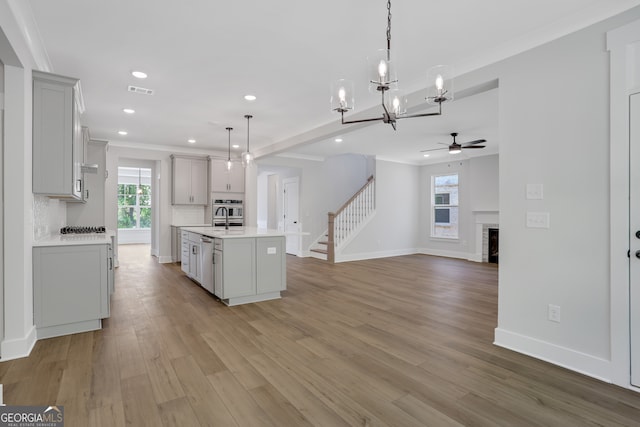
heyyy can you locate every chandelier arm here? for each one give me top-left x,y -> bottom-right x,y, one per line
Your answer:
396,101 -> 443,120
341,115 -> 386,125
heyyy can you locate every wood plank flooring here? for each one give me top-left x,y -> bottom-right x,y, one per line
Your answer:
2,244 -> 640,426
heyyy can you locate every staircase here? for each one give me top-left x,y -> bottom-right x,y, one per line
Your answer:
310,176 -> 376,262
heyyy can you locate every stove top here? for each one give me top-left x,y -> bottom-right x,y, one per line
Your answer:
60,226 -> 106,234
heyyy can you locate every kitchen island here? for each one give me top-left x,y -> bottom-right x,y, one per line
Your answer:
180,227 -> 286,306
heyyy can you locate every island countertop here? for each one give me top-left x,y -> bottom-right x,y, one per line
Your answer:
180,226 -> 286,239
33,230 -> 116,247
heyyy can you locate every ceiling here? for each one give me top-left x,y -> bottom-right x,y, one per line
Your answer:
27,0 -> 640,164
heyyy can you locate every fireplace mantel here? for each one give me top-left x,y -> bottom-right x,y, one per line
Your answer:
472,210 -> 499,262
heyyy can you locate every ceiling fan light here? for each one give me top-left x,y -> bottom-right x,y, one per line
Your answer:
449,146 -> 462,154
330,79 -> 355,112
426,65 -> 454,104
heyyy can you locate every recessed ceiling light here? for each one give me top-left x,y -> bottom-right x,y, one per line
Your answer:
334,138 -> 343,143
423,154 -> 430,157
131,71 -> 147,79
123,108 -> 135,114
118,130 -> 128,135
232,144 -> 240,149
188,139 -> 196,144
244,94 -> 257,101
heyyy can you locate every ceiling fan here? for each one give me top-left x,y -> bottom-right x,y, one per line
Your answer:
421,132 -> 486,154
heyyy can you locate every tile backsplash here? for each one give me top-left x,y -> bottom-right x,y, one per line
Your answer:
33,195 -> 67,240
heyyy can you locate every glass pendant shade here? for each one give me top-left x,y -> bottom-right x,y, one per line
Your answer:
225,127 -> 233,171
385,88 -> 407,116
426,65 -> 454,104
241,151 -> 253,167
330,79 -> 355,112
368,49 -> 397,92
226,159 -> 233,171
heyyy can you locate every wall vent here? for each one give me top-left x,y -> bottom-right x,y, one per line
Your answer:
127,85 -> 154,95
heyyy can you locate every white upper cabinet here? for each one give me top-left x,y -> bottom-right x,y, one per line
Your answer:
171,155 -> 208,205
209,158 -> 244,193
32,70 -> 84,200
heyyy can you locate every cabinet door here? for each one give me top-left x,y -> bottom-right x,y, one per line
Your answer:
256,237 -> 286,293
222,238 -> 256,298
72,97 -> 83,199
33,78 -> 74,196
190,158 -> 208,204
33,245 -> 109,327
172,157 -> 192,204
228,164 -> 245,193
210,158 -> 229,192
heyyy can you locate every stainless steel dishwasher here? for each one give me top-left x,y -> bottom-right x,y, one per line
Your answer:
200,236 -> 214,293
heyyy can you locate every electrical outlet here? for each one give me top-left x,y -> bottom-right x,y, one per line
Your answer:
548,304 -> 561,323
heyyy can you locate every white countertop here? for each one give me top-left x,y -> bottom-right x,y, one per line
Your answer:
171,223 -> 212,227
33,230 -> 116,247
180,226 -> 286,239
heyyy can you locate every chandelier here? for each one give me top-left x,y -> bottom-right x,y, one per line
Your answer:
330,0 -> 453,130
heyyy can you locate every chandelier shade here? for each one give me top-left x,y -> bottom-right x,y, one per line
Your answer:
427,65 -> 454,104
330,79 -> 355,113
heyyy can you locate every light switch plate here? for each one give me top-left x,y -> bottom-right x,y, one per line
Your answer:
526,183 -> 544,199
526,212 -> 550,228
267,247 -> 277,255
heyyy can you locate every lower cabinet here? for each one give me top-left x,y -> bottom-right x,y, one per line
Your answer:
33,243 -> 112,339
181,231 -> 202,284
213,235 -> 286,306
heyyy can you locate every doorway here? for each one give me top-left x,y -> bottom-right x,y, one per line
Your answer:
630,91 -> 640,387
283,177 -> 300,255
117,166 -> 152,245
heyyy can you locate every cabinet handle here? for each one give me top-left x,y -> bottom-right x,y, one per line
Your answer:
108,257 -> 113,270
76,179 -> 82,192
85,189 -> 90,199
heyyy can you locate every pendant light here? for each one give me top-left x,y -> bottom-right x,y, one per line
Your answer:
242,114 -> 254,167
330,0 -> 453,130
225,127 -> 233,171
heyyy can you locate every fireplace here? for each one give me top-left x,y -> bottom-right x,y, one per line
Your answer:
488,228 -> 499,264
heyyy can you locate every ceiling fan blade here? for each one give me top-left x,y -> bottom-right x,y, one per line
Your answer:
464,139 -> 487,145
420,147 -> 447,152
462,145 -> 486,149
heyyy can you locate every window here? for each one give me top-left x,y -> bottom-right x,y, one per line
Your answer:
118,167 -> 151,229
432,173 -> 458,239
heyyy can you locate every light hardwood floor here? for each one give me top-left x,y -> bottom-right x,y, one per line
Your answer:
2,244 -> 640,426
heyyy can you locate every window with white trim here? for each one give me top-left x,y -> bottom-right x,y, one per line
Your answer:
432,173 -> 459,239
117,167 -> 152,229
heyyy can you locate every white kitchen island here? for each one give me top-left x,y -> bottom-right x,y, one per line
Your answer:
180,227 -> 286,306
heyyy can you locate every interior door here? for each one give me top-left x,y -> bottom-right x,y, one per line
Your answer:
283,178 -> 300,255
630,91 -> 640,387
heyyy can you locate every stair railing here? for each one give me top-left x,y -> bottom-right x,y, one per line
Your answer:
327,175 -> 375,263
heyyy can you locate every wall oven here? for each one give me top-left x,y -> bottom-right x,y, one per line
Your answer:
212,199 -> 244,227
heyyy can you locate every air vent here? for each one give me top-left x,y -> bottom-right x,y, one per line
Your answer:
127,85 -> 154,95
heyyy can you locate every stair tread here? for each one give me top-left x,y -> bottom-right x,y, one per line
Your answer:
318,241 -> 328,245
310,248 -> 328,254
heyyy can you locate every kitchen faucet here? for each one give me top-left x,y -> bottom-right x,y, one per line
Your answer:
218,207 -> 229,230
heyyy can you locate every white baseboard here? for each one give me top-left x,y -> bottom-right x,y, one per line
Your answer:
158,256 -> 174,264
494,327 -> 612,383
336,248 -> 418,263
1,325 -> 37,361
417,247 -> 475,261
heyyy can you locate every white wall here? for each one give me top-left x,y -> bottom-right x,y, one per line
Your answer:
488,8 -> 640,381
257,156 -> 329,252
339,159 -> 421,261
323,154 -> 372,209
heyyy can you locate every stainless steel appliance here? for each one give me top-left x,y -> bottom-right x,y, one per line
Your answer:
212,199 -> 244,227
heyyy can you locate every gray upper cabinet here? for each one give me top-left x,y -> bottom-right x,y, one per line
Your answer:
171,155 -> 208,205
33,70 -> 84,200
210,158 -> 244,193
